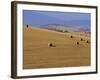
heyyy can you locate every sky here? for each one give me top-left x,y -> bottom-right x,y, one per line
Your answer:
23,10 -> 91,29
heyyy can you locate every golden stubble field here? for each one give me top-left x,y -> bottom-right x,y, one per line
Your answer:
23,26 -> 91,69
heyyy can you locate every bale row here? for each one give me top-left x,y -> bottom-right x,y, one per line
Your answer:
70,35 -> 90,45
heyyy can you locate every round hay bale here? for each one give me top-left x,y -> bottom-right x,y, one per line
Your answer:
80,38 -> 83,41
48,43 -> 53,47
77,42 -> 79,45
26,25 -> 29,28
70,35 -> 73,38
86,40 -> 89,43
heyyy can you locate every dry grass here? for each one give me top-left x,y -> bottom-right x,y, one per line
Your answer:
23,27 -> 91,69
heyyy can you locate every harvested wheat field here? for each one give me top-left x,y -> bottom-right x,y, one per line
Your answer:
23,26 -> 91,69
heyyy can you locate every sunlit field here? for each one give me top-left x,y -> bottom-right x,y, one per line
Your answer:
23,26 -> 90,69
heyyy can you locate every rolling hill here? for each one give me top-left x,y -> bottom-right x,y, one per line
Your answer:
40,24 -> 90,32
23,26 -> 90,69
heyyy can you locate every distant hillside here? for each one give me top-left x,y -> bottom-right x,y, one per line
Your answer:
40,24 -> 90,33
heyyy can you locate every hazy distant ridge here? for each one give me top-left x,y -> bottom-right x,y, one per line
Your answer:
40,24 -> 90,32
